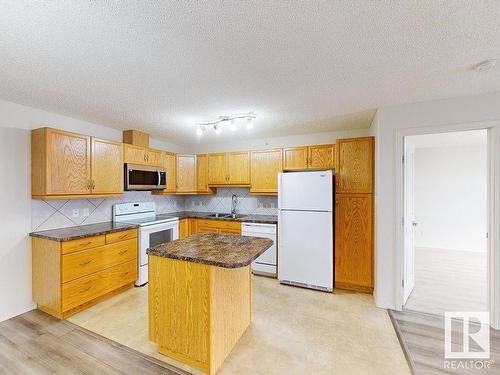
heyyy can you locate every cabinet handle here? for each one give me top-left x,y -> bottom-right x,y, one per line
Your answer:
118,234 -> 128,239
79,286 -> 92,293
144,154 -> 146,162
92,180 -> 96,189
79,241 -> 92,247
79,260 -> 92,266
120,271 -> 129,277
118,250 -> 128,255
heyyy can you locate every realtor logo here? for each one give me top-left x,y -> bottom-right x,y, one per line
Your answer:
444,312 -> 490,359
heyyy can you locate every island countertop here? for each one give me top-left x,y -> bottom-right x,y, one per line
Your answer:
146,233 -> 273,269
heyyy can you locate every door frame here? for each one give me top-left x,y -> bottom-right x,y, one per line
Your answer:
394,120 -> 500,329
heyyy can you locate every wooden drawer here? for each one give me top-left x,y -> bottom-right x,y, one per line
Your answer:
62,239 -> 137,283
106,229 -> 137,244
196,219 -> 241,231
197,226 -> 220,234
61,235 -> 105,254
62,260 -> 136,312
221,228 -> 241,235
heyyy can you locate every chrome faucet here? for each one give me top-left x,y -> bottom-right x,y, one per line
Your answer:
231,194 -> 238,215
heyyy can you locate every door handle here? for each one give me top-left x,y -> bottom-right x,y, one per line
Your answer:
157,170 -> 161,187
412,221 -> 418,227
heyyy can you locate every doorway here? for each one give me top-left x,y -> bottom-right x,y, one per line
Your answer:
402,129 -> 488,315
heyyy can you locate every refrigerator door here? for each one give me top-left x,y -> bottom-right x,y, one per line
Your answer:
278,210 -> 333,290
278,171 -> 333,211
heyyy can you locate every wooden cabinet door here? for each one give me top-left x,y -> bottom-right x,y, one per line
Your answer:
176,154 -> 196,193
283,147 -> 308,170
46,129 -> 91,195
335,194 -> 373,291
308,144 -> 335,170
179,219 -> 189,239
196,154 -> 210,193
124,144 -> 147,165
250,149 -> 282,194
208,153 -> 227,185
91,138 -> 123,194
227,151 -> 250,184
146,149 -> 164,167
163,152 -> 176,193
337,137 -> 374,193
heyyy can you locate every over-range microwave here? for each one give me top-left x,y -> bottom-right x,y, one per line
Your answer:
124,163 -> 166,191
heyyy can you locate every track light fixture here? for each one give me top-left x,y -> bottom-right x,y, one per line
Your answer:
196,112 -> 256,135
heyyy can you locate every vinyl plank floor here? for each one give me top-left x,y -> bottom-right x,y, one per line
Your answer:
0,310 -> 182,375
405,247 -> 487,315
390,309 -> 500,375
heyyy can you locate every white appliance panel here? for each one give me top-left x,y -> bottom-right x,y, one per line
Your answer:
242,223 -> 277,276
278,171 -> 333,211
278,210 -> 333,290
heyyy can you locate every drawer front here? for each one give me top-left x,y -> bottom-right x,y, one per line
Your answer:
62,239 -> 137,283
106,229 -> 137,244
221,228 -> 241,235
196,219 -> 241,231
197,226 -> 220,234
62,260 -> 136,312
61,235 -> 105,254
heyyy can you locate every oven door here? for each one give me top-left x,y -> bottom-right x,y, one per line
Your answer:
139,221 -> 179,267
125,163 -> 166,190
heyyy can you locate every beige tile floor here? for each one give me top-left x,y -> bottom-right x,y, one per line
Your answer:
69,276 -> 410,375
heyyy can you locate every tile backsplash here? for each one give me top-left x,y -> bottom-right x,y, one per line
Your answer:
31,191 -> 185,231
31,188 -> 277,232
184,188 -> 278,216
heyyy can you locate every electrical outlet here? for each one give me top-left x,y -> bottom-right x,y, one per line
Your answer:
72,209 -> 79,218
83,208 -> 90,217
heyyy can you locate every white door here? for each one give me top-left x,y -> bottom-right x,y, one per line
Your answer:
278,210 -> 333,289
403,139 -> 416,304
278,171 -> 333,211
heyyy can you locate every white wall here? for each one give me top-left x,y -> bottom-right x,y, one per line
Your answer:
0,128 -> 36,321
414,144 -> 487,252
374,91 -> 500,310
189,128 -> 370,153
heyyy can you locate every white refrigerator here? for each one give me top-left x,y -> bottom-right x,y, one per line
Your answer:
278,170 -> 334,291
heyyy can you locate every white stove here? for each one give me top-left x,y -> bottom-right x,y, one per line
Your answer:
113,202 -> 179,286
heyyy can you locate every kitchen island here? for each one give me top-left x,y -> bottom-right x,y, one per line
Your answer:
147,233 -> 273,375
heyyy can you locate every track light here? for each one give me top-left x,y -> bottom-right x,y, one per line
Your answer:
230,119 -> 237,131
214,124 -> 222,134
246,117 -> 253,130
195,112 -> 256,136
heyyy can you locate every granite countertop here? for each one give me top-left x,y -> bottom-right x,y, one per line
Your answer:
29,212 -> 277,242
147,233 -> 273,268
164,211 -> 278,224
29,222 -> 138,242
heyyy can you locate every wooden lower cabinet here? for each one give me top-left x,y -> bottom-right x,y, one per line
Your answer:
195,219 -> 241,235
179,219 -> 189,239
334,194 -> 373,293
32,229 -> 138,319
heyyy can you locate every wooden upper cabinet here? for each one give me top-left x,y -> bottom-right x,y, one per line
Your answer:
335,194 -> 373,291
336,137 -> 374,194
208,152 -> 250,185
196,154 -> 214,193
32,128 -> 92,197
308,144 -> 335,169
208,153 -> 227,185
283,145 -> 335,170
227,151 -> 250,184
250,149 -> 282,194
124,144 -> 147,165
146,148 -> 164,167
91,138 -> 123,194
283,147 -> 308,170
163,152 -> 176,193
176,154 -> 197,193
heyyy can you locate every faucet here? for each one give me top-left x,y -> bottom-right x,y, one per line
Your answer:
231,194 -> 238,215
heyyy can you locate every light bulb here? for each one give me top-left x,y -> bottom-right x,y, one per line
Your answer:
246,117 -> 253,130
230,119 -> 237,131
196,126 -> 203,136
214,124 -> 222,134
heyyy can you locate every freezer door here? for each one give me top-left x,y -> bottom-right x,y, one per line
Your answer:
278,171 -> 333,211
278,210 -> 333,289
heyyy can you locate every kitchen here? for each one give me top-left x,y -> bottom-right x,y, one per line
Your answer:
2,2 -> 499,375
27,126 -> 379,374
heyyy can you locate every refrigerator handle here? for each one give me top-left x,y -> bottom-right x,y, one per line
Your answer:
277,173 -> 282,209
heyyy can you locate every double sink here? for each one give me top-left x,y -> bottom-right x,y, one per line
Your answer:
204,213 -> 246,219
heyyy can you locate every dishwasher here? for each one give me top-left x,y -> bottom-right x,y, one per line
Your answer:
242,223 -> 277,276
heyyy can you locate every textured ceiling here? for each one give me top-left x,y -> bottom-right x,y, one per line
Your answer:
1,1 -> 499,145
